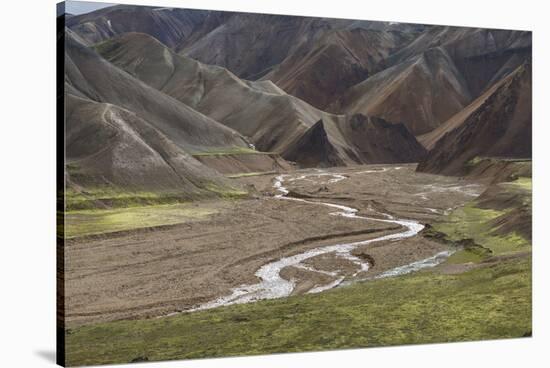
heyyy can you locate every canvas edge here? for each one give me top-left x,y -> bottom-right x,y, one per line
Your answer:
56,1 -> 67,367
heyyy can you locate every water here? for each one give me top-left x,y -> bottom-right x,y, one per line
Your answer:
188,169 -> 431,312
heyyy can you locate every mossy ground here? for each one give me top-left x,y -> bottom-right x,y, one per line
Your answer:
62,183 -> 247,237
64,203 -> 219,238
65,257 -> 531,366
204,184 -> 248,200
432,204 -> 529,256
65,160 -> 250,210
64,188 -> 188,211
432,176 -> 531,258
503,176 -> 532,193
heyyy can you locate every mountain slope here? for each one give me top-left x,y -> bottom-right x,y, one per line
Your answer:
285,114 -> 426,167
96,33 -> 427,168
63,29 -> 249,202
416,62 -> 531,175
283,120 -> 347,167
262,29 -> 410,109
65,94 -> 237,196
95,32 -> 334,154
384,26 -> 532,96
338,114 -> 427,164
179,13 -> 361,79
66,5 -> 208,47
418,68 -> 515,150
331,47 -> 472,135
65,30 -> 249,153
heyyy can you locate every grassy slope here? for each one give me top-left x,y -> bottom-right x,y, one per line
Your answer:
434,203 -> 529,260
65,185 -> 248,211
433,176 -> 531,263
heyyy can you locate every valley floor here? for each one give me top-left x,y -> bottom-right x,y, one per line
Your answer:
63,163 -> 532,366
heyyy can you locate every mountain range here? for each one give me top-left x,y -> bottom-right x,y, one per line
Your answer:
63,5 -> 532,200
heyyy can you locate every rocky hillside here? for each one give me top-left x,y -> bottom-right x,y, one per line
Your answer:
417,62 -> 531,175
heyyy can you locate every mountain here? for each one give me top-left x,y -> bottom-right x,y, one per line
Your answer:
66,30 -> 249,153
64,29 -> 249,200
64,5 -> 532,175
416,62 -> 531,175
417,65 -> 517,150
179,13 -> 367,79
95,32 -> 328,154
96,33 -> 426,168
330,47 -> 472,135
338,114 -> 427,163
66,5 -> 208,47
383,26 -> 532,96
65,94 -> 237,196
285,114 -> 426,167
261,28 -> 411,109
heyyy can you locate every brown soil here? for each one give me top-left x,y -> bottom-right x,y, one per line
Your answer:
65,164 -> 483,327
353,236 -> 450,278
194,153 -> 293,174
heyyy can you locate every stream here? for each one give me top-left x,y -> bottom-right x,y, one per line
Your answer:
186,169 -> 454,313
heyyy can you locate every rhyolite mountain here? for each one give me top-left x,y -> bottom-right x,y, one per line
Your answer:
66,5 -> 209,47
330,47 -> 472,135
94,32 -> 425,167
179,13 -> 366,80
285,115 -> 426,167
65,4 -> 532,180
95,32 -> 327,154
417,62 -> 532,175
65,30 -> 249,152
382,26 -> 532,96
261,28 -> 412,109
176,11 -> 426,80
64,29 -> 248,199
65,94 -> 238,196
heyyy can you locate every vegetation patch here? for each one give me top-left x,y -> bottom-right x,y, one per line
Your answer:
204,183 -> 248,200
445,249 -> 486,264
64,203 -> 218,238
504,177 -> 532,192
465,156 -> 484,167
64,188 -> 192,211
65,258 -> 531,366
432,203 -> 529,256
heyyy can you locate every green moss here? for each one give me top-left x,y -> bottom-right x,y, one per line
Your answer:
505,177 -> 532,192
445,249 -> 485,264
466,156 -> 483,166
432,204 -> 529,256
64,188 -> 189,211
204,183 -> 248,200
65,258 -> 531,366
64,203 -> 218,238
